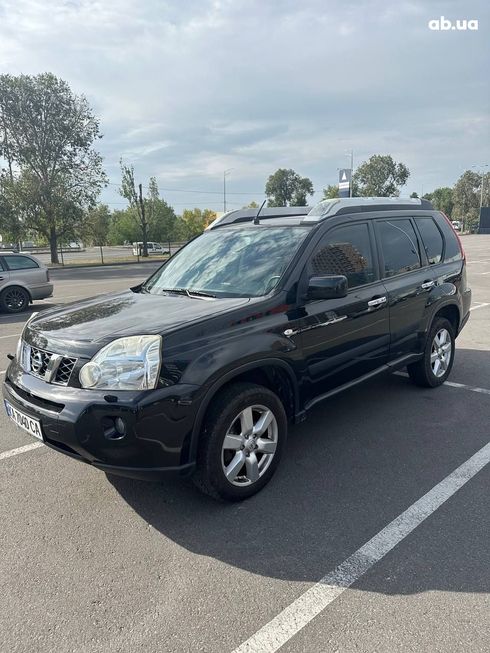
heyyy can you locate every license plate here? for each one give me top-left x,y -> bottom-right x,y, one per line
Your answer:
4,400 -> 43,441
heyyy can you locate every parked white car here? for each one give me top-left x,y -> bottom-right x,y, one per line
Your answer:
0,253 -> 53,313
132,241 -> 168,256
451,220 -> 462,232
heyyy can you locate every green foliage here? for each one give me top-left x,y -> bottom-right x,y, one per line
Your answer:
265,168 -> 314,206
426,187 -> 454,217
0,73 -> 107,262
244,201 -> 260,208
108,209 -> 139,245
323,184 -> 339,199
83,204 -> 112,246
181,208 -> 217,239
410,192 -> 419,198
353,155 -> 410,197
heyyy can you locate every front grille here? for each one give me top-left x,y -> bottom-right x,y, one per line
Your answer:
29,346 -> 51,378
55,357 -> 77,385
23,342 -> 78,386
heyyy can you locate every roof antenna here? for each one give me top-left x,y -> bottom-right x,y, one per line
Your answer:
253,199 -> 267,225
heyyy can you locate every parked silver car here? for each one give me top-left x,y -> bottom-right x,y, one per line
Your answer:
0,253 -> 53,314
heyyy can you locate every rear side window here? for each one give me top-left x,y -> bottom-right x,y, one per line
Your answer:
435,213 -> 462,262
5,255 -> 39,270
415,218 -> 443,265
377,219 -> 421,278
310,223 -> 376,288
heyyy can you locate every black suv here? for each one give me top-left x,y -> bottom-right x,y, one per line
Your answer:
3,198 -> 471,500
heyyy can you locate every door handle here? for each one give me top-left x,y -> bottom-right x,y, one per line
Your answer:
367,296 -> 387,307
420,280 -> 435,290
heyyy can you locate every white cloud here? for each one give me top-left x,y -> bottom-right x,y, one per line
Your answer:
0,0 -> 488,211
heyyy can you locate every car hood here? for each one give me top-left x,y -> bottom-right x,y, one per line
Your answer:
24,289 -> 250,356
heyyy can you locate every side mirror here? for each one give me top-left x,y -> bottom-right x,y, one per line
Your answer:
307,275 -> 348,300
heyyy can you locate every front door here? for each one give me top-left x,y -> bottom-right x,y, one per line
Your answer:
298,221 -> 390,403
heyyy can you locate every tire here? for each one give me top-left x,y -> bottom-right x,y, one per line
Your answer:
407,317 -> 455,388
0,286 -> 30,314
193,382 -> 287,501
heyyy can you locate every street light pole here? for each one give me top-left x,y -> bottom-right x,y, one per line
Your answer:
223,168 -> 233,212
345,150 -> 354,197
472,164 -> 489,209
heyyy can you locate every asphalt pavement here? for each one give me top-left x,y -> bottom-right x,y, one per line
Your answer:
0,238 -> 489,653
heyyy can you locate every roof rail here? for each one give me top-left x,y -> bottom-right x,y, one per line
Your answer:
302,197 -> 434,223
207,206 -> 310,230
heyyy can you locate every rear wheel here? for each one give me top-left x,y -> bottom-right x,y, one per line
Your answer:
193,382 -> 287,501
0,286 -> 30,314
407,317 -> 455,387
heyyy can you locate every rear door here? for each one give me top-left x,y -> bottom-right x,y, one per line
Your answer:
374,217 -> 435,359
299,221 -> 390,399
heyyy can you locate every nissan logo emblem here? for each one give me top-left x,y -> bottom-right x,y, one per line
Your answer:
31,351 -> 44,373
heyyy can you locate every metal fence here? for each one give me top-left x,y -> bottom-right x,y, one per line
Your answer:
8,243 -> 187,267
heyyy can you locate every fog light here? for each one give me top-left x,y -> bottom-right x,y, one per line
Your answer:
114,417 -> 126,435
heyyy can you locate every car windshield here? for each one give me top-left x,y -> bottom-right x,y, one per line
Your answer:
141,225 -> 311,298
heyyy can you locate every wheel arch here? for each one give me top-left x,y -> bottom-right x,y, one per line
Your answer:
187,359 -> 300,464
432,302 -> 460,335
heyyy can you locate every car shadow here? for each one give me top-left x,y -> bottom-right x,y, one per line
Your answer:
108,348 -> 490,592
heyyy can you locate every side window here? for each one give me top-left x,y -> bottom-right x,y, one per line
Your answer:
0,259 -> 4,271
5,255 -> 39,270
377,219 -> 421,278
310,223 -> 376,288
415,218 -> 444,265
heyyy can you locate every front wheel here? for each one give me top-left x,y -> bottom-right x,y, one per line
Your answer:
407,317 -> 455,387
193,382 -> 287,501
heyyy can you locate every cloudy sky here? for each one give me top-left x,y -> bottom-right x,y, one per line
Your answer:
0,0 -> 488,212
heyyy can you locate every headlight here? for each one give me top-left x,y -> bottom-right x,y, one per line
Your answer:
79,335 -> 162,390
16,312 -> 39,367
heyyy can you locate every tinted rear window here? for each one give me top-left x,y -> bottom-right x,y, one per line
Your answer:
435,213 -> 462,262
377,219 -> 421,277
415,218 -> 444,265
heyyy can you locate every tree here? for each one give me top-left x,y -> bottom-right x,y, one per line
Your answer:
452,170 -> 490,231
265,169 -> 314,206
353,155 -> 410,197
425,187 -> 454,217
243,201 -> 260,208
323,184 -> 339,200
0,172 -> 25,246
410,192 -> 419,198
107,208 -> 140,245
0,73 -> 107,263
145,177 -> 177,245
83,204 -> 111,249
181,208 -> 216,239
120,161 -> 149,256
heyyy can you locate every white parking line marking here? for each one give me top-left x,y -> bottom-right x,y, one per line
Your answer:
0,369 -> 5,375
0,332 -> 21,339
470,302 -> 490,311
232,442 -> 490,653
395,372 -> 490,395
0,442 -> 44,461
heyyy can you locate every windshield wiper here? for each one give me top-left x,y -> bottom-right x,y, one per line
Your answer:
158,287 -> 216,299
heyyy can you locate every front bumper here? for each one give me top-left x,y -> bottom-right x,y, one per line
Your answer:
3,362 -> 202,480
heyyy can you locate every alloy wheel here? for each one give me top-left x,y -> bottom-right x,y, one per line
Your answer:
430,328 -> 452,378
5,288 -> 27,312
221,404 -> 278,486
